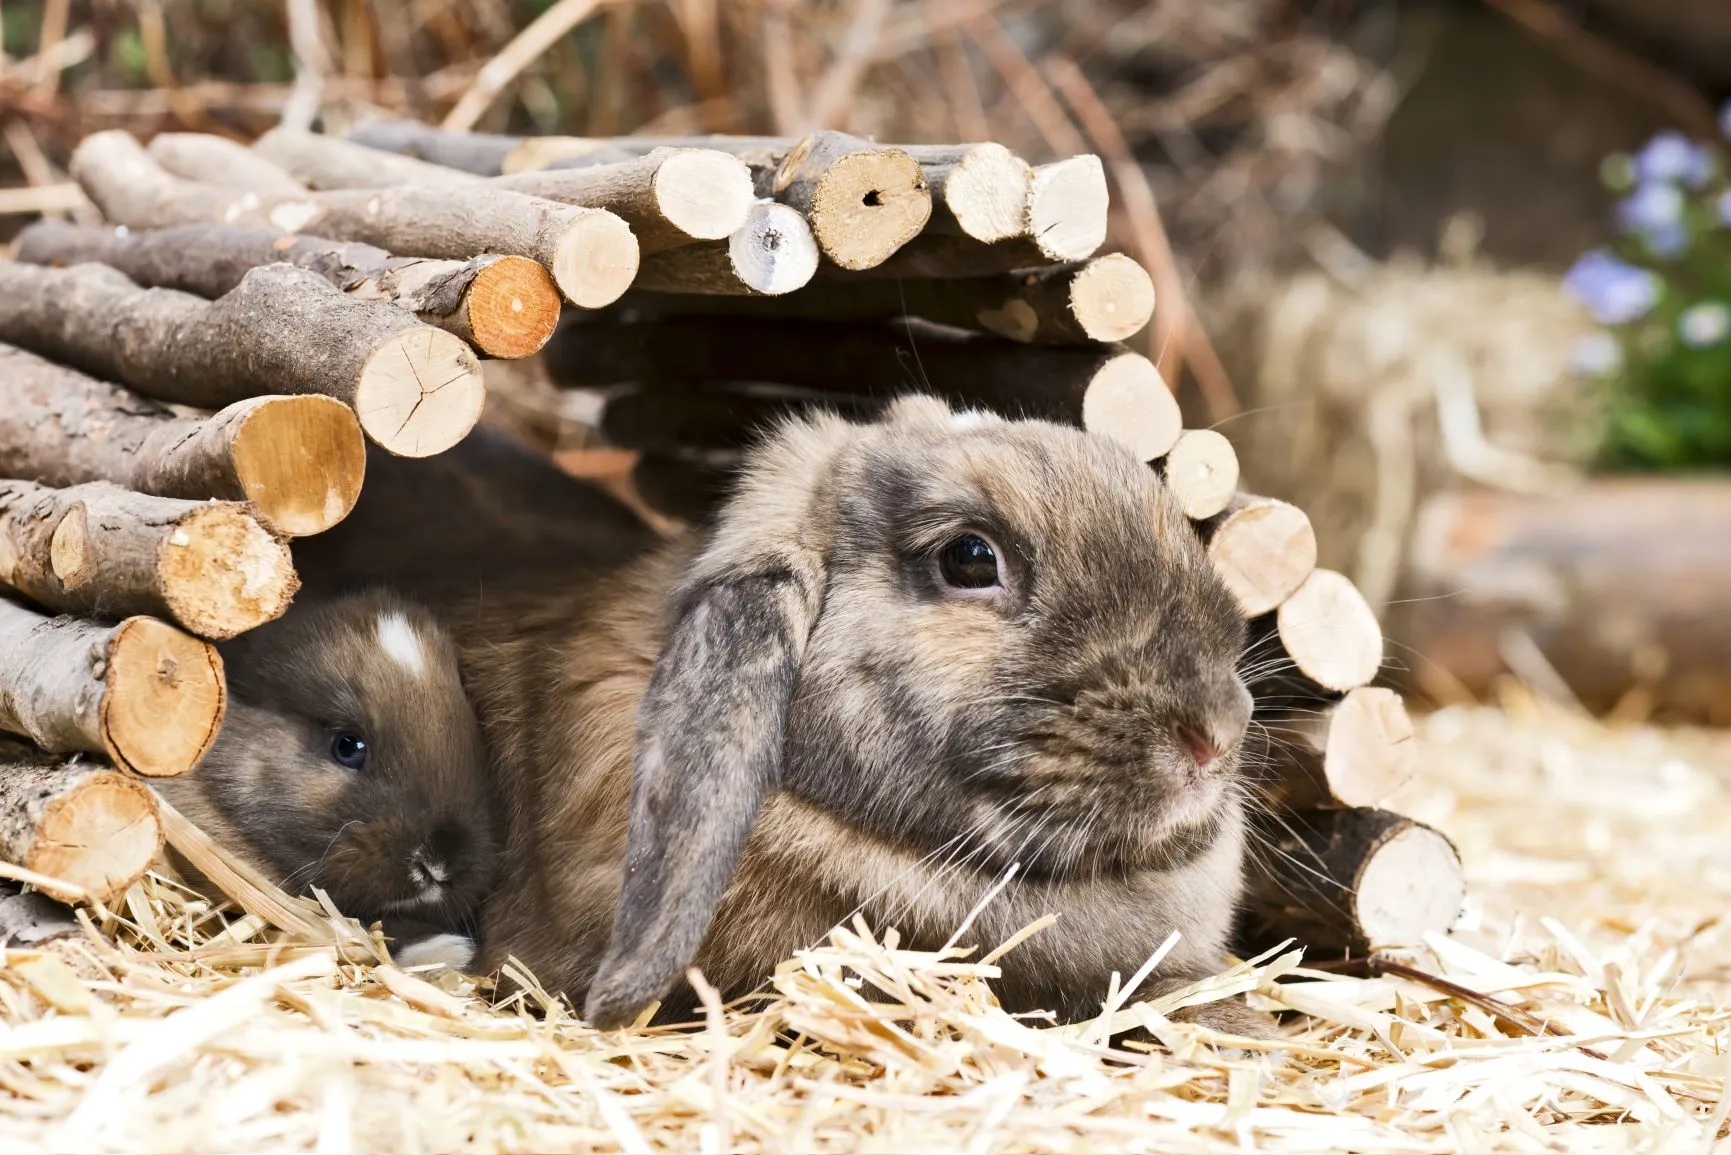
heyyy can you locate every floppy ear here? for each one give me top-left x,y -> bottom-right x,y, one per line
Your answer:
582,416 -> 848,1029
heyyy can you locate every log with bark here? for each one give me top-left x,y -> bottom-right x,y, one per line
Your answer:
255,130 -> 754,255
0,479 -> 297,641
15,220 -> 561,360
1269,568 -> 1386,695
0,738 -> 163,905
0,261 -> 485,458
1160,430 -> 1240,520
1254,687 -> 1416,810
628,252 -> 1154,343
901,143 -> 1032,244
0,343 -> 363,538
628,200 -> 819,296
1198,495 -> 1318,619
1395,480 -> 1731,724
0,598 -> 225,779
346,119 -> 528,176
70,130 -> 638,309
146,132 -> 310,198
1241,806 -> 1463,957
524,131 -> 933,271
546,316 -> 1182,461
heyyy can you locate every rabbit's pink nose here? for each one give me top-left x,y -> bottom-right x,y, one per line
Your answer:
1175,724 -> 1222,768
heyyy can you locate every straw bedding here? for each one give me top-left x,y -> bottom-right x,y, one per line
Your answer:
2,693 -> 1729,1153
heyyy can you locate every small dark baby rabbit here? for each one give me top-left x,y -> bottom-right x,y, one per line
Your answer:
154,590 -> 500,969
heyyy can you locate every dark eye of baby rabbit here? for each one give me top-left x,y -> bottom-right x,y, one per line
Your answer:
329,732 -> 368,771
938,534 -> 1000,589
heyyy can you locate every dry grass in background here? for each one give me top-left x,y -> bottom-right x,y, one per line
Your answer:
0,696 -> 1726,1152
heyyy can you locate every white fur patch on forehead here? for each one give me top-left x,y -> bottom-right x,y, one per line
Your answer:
376,612 -> 426,678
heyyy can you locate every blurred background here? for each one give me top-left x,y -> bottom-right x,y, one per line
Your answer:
2,0 -> 1728,725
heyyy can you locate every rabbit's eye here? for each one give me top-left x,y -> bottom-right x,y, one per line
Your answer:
330,732 -> 368,771
939,535 -> 1000,589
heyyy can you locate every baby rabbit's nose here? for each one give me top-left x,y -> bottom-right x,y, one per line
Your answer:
411,847 -> 452,884
1173,723 -> 1222,769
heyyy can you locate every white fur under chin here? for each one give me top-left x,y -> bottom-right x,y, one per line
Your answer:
394,933 -> 476,971
375,612 -> 426,677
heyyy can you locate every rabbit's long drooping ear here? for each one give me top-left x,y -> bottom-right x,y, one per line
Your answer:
582,413 -> 860,1029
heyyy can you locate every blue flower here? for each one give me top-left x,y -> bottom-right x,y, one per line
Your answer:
1678,302 -> 1731,348
1618,182 -> 1684,233
1568,331 -> 1623,377
1634,131 -> 1710,186
1562,250 -> 1661,324
1643,222 -> 1689,258
1719,189 -> 1731,227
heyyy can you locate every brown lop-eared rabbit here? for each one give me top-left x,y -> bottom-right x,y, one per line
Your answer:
457,395 -> 1273,1035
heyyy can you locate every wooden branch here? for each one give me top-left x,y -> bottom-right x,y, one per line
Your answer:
251,126 -> 479,190
146,131 -> 310,197
0,601 -> 225,779
899,142 -> 1031,243
1275,569 -> 1385,695
1242,806 -> 1462,956
0,480 -> 297,641
535,132 -> 932,271
0,343 -> 363,538
1257,687 -> 1416,811
0,261 -> 485,458
1160,430 -> 1239,520
345,119 -> 523,174
492,148 -> 756,254
546,316 -> 1181,460
630,201 -> 819,296
635,252 -> 1153,344
601,387 -> 876,451
1198,495 -> 1317,619
70,130 -> 639,309
16,220 -> 561,361
0,739 -> 163,905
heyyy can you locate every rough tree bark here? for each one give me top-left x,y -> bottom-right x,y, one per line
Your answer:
1241,806 -> 1463,957
0,738 -> 163,905
0,599 -> 225,779
70,130 -> 638,309
16,220 -> 560,360
0,343 -> 364,538
146,132 -> 310,197
0,479 -> 298,641
0,261 -> 485,458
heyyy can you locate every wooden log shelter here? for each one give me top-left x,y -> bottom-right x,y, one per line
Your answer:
0,121 -> 1461,960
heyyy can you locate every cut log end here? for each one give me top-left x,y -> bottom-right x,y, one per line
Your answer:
229,395 -> 366,535
1277,569 -> 1385,693
1079,353 -> 1182,462
353,328 -> 486,458
158,504 -> 298,640
943,143 -> 1032,243
732,202 -> 820,294
655,150 -> 756,241
1069,254 -> 1156,343
464,256 -> 561,359
48,506 -> 90,588
1164,430 -> 1240,520
100,617 -> 226,778
810,149 -> 933,270
1354,822 -> 1464,948
1206,497 -> 1317,618
551,210 -> 641,308
30,770 -> 162,904
1028,156 -> 1109,262
1324,687 -> 1416,808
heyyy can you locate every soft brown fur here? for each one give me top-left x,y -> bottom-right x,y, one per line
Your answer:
460,397 -> 1270,1035
155,591 -> 499,938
